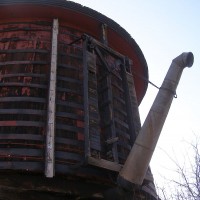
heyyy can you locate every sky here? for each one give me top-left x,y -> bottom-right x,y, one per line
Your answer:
70,0 -> 200,189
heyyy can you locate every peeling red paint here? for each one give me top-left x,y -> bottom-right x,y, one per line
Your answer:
0,121 -> 17,126
78,133 -> 84,141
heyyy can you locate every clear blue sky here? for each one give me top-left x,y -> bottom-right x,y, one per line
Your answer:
71,0 -> 200,187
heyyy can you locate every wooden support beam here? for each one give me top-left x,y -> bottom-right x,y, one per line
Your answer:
120,59 -> 139,144
88,157 -> 122,172
45,18 -> 59,178
125,59 -> 141,138
101,23 -> 108,46
83,38 -> 91,158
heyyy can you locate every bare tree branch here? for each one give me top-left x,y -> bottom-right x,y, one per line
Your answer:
156,136 -> 200,200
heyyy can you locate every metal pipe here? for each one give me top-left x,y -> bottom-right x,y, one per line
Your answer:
118,52 -> 194,187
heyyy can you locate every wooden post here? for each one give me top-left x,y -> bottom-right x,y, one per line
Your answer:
83,38 -> 91,158
45,18 -> 59,178
121,59 -> 141,144
101,23 -> 108,46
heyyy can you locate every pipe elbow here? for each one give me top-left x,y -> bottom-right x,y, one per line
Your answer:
173,52 -> 194,68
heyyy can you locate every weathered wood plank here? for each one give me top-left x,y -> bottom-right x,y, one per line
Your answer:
88,156 -> 122,172
45,18 -> 59,178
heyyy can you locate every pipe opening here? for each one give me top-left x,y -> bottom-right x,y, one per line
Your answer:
185,52 -> 194,67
